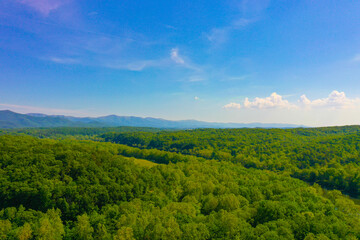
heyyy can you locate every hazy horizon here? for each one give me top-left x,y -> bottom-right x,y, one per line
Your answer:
1,1 -> 360,127
2,109 -> 355,128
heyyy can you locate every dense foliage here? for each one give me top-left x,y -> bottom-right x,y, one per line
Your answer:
1,135 -> 360,239
0,126 -> 163,140
101,126 -> 360,198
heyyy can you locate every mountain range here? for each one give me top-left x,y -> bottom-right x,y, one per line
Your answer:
0,110 -> 305,129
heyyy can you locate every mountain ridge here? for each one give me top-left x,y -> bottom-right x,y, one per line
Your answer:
0,110 -> 306,129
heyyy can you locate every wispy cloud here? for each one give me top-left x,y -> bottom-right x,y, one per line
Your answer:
224,74 -> 252,81
105,59 -> 167,71
6,2 -> 204,75
171,48 -> 185,64
351,54 -> 360,62
206,0 -> 270,45
44,34 -> 166,71
49,57 -> 80,64
46,34 -> 160,71
0,103 -> 85,116
18,0 -> 70,16
188,76 -> 205,82
49,47 -> 202,72
2,6 -> 169,72
194,96 -> 199,101
240,0 -> 271,17
206,18 -> 253,45
103,47 -> 202,72
207,28 -> 229,45
164,24 -> 176,30
169,48 -> 202,73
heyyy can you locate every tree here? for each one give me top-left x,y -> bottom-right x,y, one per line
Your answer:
113,227 -> 135,240
17,223 -> 32,240
0,220 -> 11,239
74,214 -> 94,240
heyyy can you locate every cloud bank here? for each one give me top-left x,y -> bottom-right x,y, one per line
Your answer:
224,91 -> 360,110
299,91 -> 359,109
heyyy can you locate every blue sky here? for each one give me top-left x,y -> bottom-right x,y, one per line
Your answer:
1,0 -> 360,126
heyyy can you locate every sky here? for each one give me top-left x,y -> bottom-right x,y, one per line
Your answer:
1,0 -> 360,126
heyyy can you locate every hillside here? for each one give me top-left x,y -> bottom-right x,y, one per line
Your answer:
0,110 -> 97,128
0,135 -> 359,239
101,126 -> 360,198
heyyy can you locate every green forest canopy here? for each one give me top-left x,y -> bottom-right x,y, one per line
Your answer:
0,126 -> 360,239
99,126 -> 360,199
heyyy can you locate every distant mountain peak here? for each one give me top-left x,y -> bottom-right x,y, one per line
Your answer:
0,110 -> 16,114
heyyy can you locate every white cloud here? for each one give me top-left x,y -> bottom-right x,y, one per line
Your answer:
224,90 -> 360,111
170,48 -> 185,64
299,95 -> 311,105
299,90 -> 360,109
223,102 -> 241,109
194,96 -> 199,100
244,92 -> 294,109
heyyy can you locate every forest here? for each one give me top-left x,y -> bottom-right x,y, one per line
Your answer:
100,126 -> 360,198
0,126 -> 360,239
